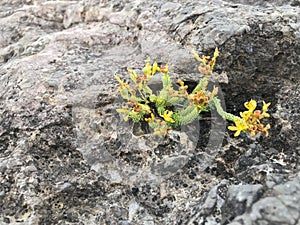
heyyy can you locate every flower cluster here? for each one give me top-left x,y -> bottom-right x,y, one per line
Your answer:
228,99 -> 271,137
115,49 -> 271,138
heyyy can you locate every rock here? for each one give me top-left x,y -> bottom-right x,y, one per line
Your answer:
230,173 -> 300,225
0,0 -> 299,224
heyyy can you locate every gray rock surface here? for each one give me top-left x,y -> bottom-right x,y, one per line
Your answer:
0,0 -> 299,224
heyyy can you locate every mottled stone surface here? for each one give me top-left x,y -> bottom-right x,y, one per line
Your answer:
0,0 -> 299,224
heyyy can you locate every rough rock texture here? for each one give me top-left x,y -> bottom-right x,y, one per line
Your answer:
0,0 -> 299,224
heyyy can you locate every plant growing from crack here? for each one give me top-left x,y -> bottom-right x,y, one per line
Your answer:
114,48 -> 271,137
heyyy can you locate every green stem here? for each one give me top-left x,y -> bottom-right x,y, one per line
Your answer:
192,78 -> 208,94
212,97 -> 239,122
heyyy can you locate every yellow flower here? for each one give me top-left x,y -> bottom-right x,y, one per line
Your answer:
240,111 -> 252,121
213,47 -> 219,59
262,101 -> 271,118
162,110 -> 175,123
262,101 -> 271,112
152,62 -> 160,75
244,99 -> 257,112
228,118 -> 248,137
263,124 -> 271,137
145,113 -> 155,122
143,61 -> 152,75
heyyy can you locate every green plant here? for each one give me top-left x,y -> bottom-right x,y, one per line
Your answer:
114,48 -> 271,137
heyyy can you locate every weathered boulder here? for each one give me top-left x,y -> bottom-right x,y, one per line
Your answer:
0,0 -> 299,224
